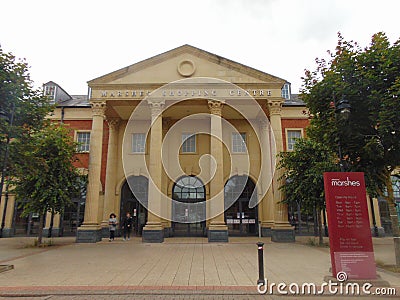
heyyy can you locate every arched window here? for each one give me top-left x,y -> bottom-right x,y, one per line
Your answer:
224,175 -> 256,208
172,176 -> 206,235
125,175 -> 148,205
173,176 -> 205,201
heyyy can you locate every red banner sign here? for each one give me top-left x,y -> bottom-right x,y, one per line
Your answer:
324,172 -> 376,279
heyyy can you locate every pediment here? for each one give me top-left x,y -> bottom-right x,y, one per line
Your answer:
88,45 -> 286,87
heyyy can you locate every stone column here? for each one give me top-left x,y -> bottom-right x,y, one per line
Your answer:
269,98 -> 295,242
43,211 -> 58,237
207,100 -> 228,242
162,118 -> 173,236
0,192 -> 15,237
76,101 -> 106,243
101,118 -> 120,237
259,118 -> 275,237
142,101 -> 164,243
367,195 -> 385,237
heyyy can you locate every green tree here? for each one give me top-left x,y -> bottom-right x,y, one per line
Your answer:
0,45 -> 53,238
279,138 -> 338,245
11,123 -> 82,245
301,32 -> 400,264
0,45 -> 52,142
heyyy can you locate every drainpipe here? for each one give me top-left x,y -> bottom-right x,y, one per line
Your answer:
61,106 -> 65,124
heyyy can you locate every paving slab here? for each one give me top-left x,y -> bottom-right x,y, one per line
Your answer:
0,236 -> 399,298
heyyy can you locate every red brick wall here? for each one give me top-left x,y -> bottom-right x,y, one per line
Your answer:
281,119 -> 309,151
64,120 -> 91,171
64,119 -> 109,192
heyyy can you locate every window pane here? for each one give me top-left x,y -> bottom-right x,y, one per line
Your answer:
77,132 -> 90,152
281,83 -> 290,100
182,133 -> 196,153
45,86 -> 56,97
132,133 -> 146,153
287,130 -> 302,151
392,176 -> 400,198
232,132 -> 247,153
173,176 -> 205,201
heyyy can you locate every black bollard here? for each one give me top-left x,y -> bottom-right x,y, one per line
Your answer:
257,242 -> 265,285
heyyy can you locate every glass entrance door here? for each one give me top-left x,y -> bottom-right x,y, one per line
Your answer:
172,176 -> 206,237
61,200 -> 85,236
120,176 -> 148,236
121,198 -> 147,236
224,176 -> 258,236
13,201 -> 40,236
240,198 -> 257,235
225,198 -> 258,235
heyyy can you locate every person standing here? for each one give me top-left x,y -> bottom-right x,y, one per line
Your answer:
108,213 -> 118,241
122,212 -> 134,241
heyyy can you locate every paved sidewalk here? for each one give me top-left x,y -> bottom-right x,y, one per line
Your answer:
0,236 -> 399,299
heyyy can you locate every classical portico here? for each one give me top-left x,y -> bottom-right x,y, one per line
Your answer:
76,45 -> 295,243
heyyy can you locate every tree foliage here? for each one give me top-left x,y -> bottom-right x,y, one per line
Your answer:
301,32 -> 400,199
279,139 -> 338,210
1,45 -> 82,244
0,46 -> 52,140
11,123 -> 82,244
279,138 -> 338,244
300,32 -> 400,263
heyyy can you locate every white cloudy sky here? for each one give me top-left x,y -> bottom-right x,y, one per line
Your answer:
1,0 -> 399,95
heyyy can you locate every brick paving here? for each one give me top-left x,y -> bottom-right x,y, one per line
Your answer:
0,236 -> 399,299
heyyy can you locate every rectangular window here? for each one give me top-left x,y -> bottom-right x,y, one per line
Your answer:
76,132 -> 90,152
44,85 -> 56,103
281,83 -> 290,100
392,176 -> 400,198
181,133 -> 196,153
132,133 -> 146,153
232,132 -> 247,153
44,85 -> 56,97
287,130 -> 302,151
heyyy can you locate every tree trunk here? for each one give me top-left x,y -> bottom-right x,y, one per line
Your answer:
37,211 -> 45,246
317,207 -> 323,246
385,174 -> 400,266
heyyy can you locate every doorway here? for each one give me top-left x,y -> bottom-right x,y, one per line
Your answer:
224,176 -> 258,236
120,176 -> 148,236
172,176 -> 206,237
61,200 -> 85,236
13,202 -> 40,236
61,178 -> 87,236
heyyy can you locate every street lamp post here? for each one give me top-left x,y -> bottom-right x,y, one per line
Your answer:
334,97 -> 379,237
0,101 -> 15,238
334,97 -> 351,172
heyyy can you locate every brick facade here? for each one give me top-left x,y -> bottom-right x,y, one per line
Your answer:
281,118 -> 309,151
64,119 -> 109,192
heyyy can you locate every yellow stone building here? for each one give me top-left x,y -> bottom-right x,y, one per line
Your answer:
75,44 -> 308,243
0,45 -> 385,242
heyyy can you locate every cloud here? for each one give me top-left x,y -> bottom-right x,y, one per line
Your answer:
0,0 -> 399,94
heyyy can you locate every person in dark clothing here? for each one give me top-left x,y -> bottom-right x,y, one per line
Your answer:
122,212 -> 134,240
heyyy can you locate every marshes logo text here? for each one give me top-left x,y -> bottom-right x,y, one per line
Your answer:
331,177 -> 361,187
